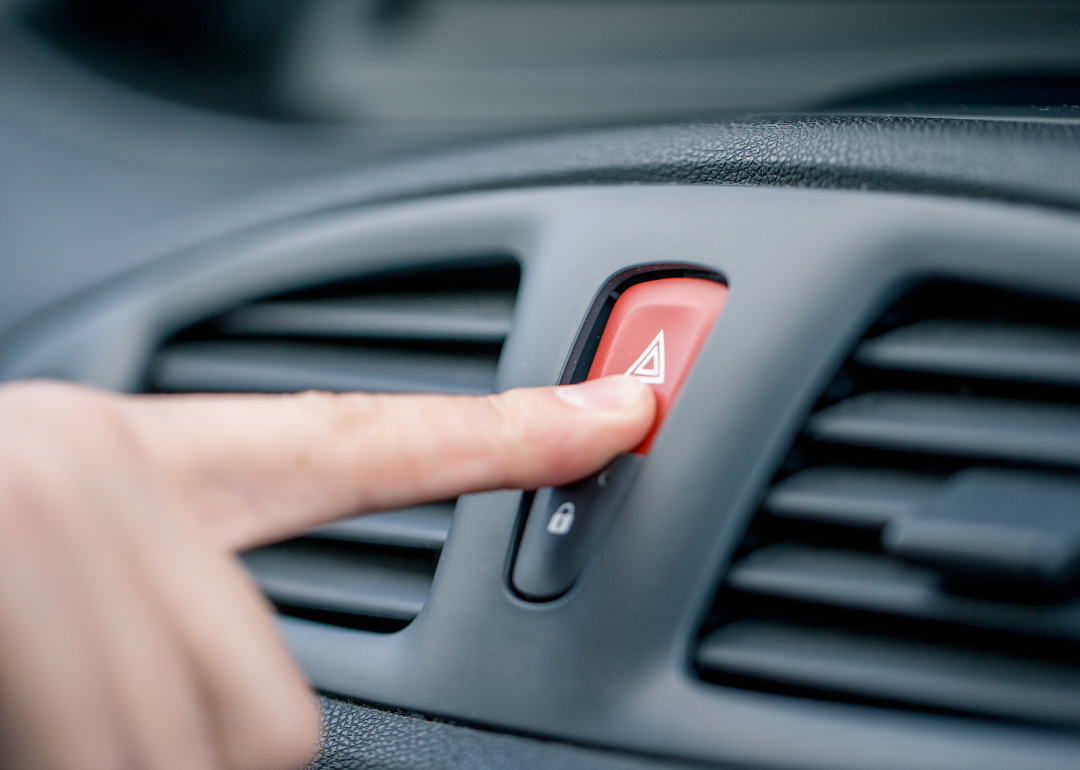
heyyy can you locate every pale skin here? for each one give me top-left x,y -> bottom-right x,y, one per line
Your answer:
0,374 -> 656,770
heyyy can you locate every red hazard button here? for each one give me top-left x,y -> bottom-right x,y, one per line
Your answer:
587,277 -> 728,453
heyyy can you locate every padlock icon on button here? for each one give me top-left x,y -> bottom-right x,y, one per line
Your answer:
546,502 -> 575,535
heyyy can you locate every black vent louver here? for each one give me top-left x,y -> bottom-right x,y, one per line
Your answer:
146,258 -> 520,631
697,281 -> 1080,728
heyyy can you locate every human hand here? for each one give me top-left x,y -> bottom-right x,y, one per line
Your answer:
0,376 -> 655,770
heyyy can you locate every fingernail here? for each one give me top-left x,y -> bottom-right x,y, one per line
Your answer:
555,375 -> 643,410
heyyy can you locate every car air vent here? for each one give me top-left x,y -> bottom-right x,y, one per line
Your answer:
697,281 -> 1080,729
145,258 -> 520,631
148,259 -> 519,396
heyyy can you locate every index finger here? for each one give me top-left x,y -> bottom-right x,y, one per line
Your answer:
122,376 -> 656,551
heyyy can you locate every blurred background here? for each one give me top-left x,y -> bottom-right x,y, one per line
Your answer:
7,0 -> 1080,138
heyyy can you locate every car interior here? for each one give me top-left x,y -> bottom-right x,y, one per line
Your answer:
3,1 -> 1080,768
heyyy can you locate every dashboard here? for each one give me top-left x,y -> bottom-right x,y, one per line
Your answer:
3,3 -> 1080,769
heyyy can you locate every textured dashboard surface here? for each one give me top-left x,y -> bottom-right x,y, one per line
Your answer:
309,699 -> 715,770
5,23 -> 1080,338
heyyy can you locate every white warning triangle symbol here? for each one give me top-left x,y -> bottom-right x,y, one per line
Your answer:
624,330 -> 665,384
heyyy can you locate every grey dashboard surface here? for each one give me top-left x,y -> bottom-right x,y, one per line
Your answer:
5,184 -> 1080,770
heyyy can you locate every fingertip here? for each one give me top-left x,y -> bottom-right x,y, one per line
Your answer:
521,376 -> 657,480
554,375 -> 655,417
557,375 -> 657,445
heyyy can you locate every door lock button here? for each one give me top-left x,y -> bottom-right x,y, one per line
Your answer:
512,454 -> 643,600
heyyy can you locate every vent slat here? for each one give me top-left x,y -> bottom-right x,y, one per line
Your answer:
855,320 -> 1080,385
306,503 -> 454,550
764,467 -> 943,527
217,293 -> 515,344
807,393 -> 1080,467
242,541 -> 435,621
150,340 -> 498,395
726,544 -> 1080,642
697,621 -> 1080,727
728,545 -> 940,617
